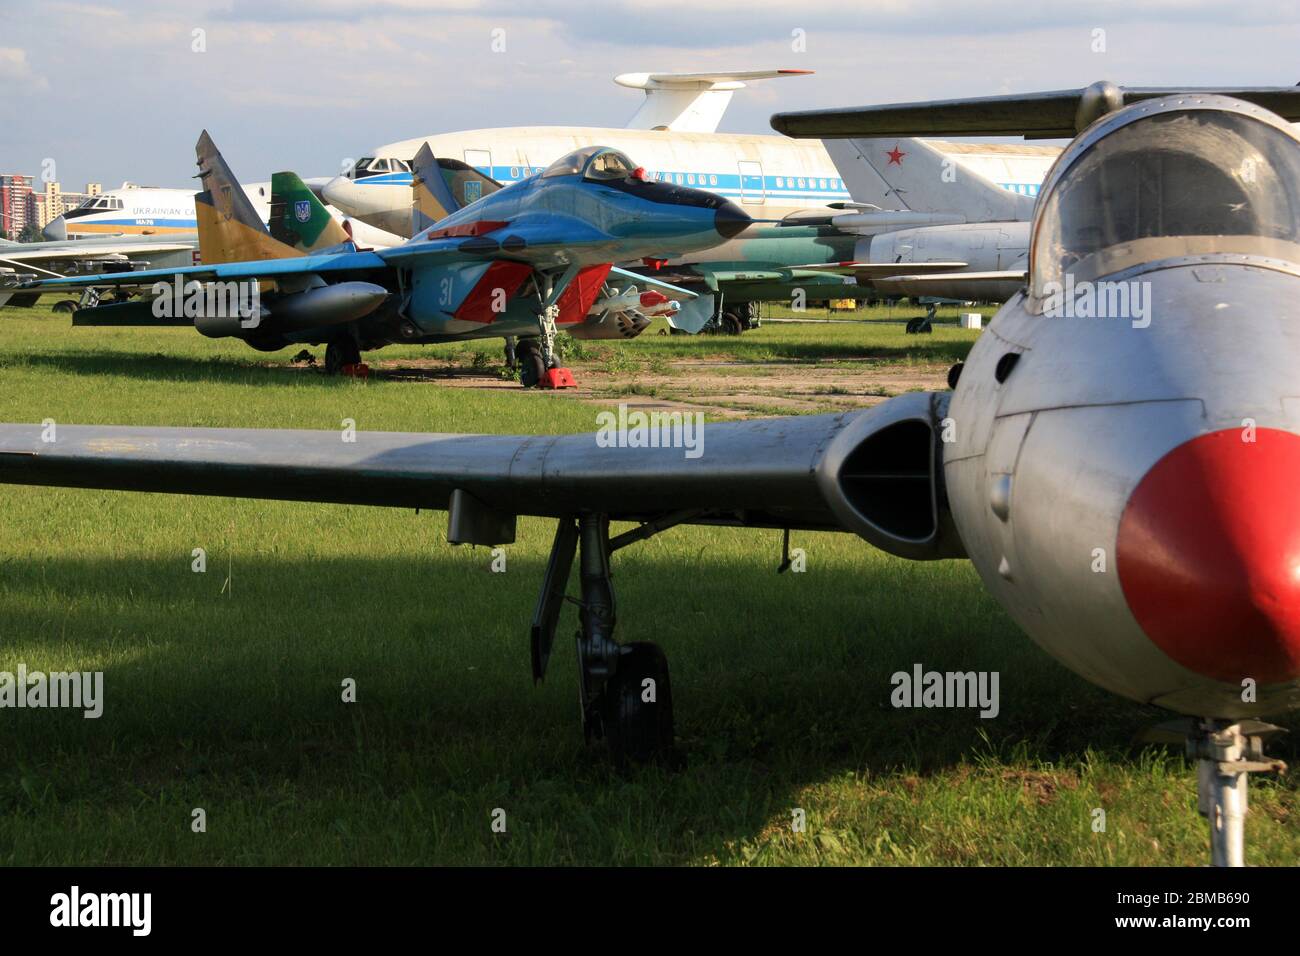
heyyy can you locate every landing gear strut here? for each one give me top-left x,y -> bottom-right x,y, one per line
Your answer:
1189,719 -> 1287,867
530,512 -> 694,763
524,270 -> 576,389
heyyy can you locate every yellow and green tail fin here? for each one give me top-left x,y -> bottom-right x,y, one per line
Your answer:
194,129 -> 299,264
269,171 -> 351,253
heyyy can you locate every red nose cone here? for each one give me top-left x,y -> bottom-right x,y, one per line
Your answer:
1117,428 -> 1300,684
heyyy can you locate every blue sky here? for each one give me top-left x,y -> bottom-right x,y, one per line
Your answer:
1,0 -> 1298,187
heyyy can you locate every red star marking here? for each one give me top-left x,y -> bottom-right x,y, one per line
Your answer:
886,145 -> 906,166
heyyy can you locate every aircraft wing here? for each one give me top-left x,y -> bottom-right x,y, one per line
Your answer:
608,266 -> 699,300
0,241 -> 195,265
870,269 -> 1027,297
772,83 -> 1300,139
17,250 -> 391,293
0,398 -> 953,559
782,261 -> 969,277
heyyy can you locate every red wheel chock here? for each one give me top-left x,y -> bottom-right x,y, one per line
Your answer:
341,363 -> 370,379
540,367 -> 577,389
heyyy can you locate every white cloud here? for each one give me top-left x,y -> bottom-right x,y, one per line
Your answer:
0,47 -> 49,92
4,1 -> 1300,187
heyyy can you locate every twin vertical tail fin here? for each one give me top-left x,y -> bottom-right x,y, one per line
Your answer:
194,130 -> 298,263
823,137 -> 1036,223
411,143 -> 503,233
269,171 -> 351,253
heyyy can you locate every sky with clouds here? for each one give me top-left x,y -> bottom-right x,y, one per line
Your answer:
1,0 -> 1298,188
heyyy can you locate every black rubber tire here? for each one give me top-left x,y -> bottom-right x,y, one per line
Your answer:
721,312 -> 744,335
324,337 -> 361,375
52,300 -> 79,314
516,340 -> 546,387
600,642 -> 674,766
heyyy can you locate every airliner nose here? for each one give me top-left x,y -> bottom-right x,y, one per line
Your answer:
1117,427 -> 1300,684
43,217 -> 67,241
320,175 -> 356,209
713,200 -> 751,240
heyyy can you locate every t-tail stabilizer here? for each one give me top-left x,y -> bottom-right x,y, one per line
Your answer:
618,69 -> 813,133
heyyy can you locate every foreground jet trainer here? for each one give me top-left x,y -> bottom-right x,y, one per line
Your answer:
20,135 -> 748,384
5,82 -> 1300,865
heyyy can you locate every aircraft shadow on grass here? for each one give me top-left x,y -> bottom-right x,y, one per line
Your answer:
4,548 -> 1289,860
13,339 -> 976,382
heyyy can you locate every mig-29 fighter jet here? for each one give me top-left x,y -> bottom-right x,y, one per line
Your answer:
20,132 -> 749,385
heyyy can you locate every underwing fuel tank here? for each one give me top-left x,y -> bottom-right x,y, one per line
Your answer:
270,281 -> 389,331
193,281 -> 389,338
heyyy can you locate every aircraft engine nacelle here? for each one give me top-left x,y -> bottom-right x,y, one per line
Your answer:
816,390 -> 966,561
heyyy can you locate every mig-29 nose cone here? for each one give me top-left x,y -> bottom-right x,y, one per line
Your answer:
714,200 -> 751,240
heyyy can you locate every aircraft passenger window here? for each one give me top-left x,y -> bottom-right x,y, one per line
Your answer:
1034,110 -> 1300,293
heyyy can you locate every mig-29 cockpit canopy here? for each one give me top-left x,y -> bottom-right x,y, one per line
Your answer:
1031,95 -> 1300,300
540,147 -> 641,181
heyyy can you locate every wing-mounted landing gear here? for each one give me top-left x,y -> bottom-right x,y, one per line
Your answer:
65,286 -> 103,312
503,334 -> 518,371
905,303 -> 937,334
530,511 -> 699,764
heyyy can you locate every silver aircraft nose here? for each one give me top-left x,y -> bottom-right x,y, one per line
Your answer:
43,217 -> 67,241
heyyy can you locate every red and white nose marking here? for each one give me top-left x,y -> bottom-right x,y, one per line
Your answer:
1118,427 -> 1300,685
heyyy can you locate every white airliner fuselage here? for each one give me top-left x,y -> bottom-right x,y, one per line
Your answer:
321,127 -> 1056,238
44,183 -> 272,241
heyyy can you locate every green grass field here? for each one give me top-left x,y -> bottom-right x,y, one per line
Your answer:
0,302 -> 1296,865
